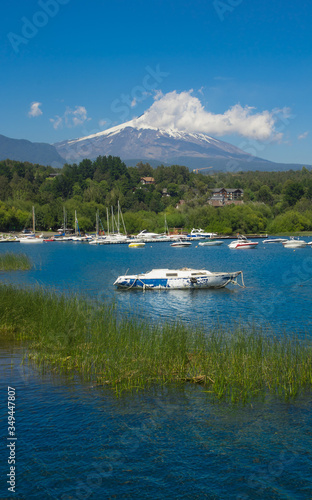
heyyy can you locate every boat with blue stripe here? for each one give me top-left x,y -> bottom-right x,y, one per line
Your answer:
114,268 -> 243,290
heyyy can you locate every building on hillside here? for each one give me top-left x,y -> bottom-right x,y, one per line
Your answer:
208,188 -> 244,206
175,199 -> 186,209
162,188 -> 170,197
48,173 -> 62,178
140,176 -> 155,185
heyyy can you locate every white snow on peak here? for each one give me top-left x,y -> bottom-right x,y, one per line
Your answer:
65,117 -> 220,146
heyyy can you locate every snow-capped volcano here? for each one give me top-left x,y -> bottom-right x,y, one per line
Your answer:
54,118 -> 270,170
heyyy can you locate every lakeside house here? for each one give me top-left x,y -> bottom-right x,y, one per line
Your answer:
140,176 -> 155,185
208,188 -> 244,206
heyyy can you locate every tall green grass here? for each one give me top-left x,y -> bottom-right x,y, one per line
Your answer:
0,252 -> 32,271
1,284 -> 312,402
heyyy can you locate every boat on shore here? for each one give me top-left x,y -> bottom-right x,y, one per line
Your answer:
114,268 -> 243,290
136,229 -> 160,239
0,235 -> 20,243
19,207 -> 44,243
187,228 -> 217,239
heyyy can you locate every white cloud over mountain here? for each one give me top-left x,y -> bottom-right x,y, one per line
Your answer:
28,102 -> 42,118
50,106 -> 90,130
133,90 -> 286,141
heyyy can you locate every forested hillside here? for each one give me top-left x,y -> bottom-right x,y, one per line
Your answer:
0,157 -> 311,234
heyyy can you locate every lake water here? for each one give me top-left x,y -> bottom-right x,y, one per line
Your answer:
1,239 -> 312,499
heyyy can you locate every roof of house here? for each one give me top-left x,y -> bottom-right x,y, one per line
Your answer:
140,176 -> 155,182
211,188 -> 244,193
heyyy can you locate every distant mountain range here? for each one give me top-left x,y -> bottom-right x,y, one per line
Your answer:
0,134 -> 64,167
0,123 -> 310,172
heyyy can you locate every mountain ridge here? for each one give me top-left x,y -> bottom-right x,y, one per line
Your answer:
54,119 -> 278,171
0,124 -> 310,172
0,134 -> 65,167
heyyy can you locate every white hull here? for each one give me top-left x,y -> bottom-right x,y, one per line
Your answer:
170,241 -> 192,247
187,228 -> 217,239
19,238 -> 43,243
263,238 -> 287,244
114,268 -> 242,290
228,240 -> 258,249
199,240 -> 223,246
282,240 -> 308,248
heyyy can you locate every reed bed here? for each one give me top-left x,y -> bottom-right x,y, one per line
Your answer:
1,284 -> 312,402
0,252 -> 32,271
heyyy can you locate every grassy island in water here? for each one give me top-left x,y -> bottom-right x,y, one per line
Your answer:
1,284 -> 312,402
0,252 -> 32,271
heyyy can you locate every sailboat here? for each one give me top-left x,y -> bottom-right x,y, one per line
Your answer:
54,208 -> 73,241
89,210 -> 107,244
71,211 -> 91,242
105,202 -> 128,242
20,207 -> 43,243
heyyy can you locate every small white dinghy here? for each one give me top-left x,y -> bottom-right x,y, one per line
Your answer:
114,268 -> 244,290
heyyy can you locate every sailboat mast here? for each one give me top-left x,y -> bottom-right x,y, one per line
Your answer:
75,210 -> 77,236
63,207 -> 66,235
119,201 -> 127,235
117,201 -> 120,234
111,206 -> 114,234
96,209 -> 99,236
32,206 -> 35,234
106,208 -> 110,236
164,214 -> 169,235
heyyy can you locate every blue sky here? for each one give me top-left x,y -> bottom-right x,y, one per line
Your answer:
1,0 -> 312,164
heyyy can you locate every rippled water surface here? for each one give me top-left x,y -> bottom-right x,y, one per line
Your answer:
1,239 -> 312,333
1,240 -> 312,498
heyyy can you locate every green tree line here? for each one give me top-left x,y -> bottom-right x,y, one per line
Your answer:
0,157 -> 311,234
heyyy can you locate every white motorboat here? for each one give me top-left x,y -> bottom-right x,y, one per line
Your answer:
136,229 -> 159,239
198,239 -> 224,246
114,267 -> 243,290
228,235 -> 258,249
263,238 -> 288,244
89,236 -> 107,245
282,237 -> 308,248
170,240 -> 192,247
20,236 -> 44,244
187,228 -> 217,239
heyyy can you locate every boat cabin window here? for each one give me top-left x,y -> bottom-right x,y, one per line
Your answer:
166,273 -> 178,277
191,272 -> 207,276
